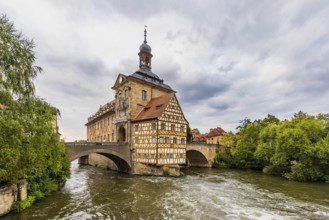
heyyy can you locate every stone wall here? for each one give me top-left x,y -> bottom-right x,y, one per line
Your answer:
0,180 -> 28,216
133,162 -> 180,176
0,184 -> 17,216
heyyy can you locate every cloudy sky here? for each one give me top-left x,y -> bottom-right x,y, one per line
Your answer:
1,0 -> 329,141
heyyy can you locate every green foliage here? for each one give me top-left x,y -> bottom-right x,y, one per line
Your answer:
214,149 -> 232,168
0,15 -> 69,199
186,124 -> 192,142
215,112 -> 329,182
11,196 -> 35,212
139,172 -> 153,176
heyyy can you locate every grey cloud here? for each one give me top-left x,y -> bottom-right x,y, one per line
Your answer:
50,81 -> 100,98
178,76 -> 230,104
47,56 -> 110,78
218,62 -> 237,73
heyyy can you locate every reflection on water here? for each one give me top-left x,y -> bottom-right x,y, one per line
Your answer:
3,162 -> 329,220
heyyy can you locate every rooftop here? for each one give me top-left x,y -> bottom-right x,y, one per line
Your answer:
133,93 -> 175,122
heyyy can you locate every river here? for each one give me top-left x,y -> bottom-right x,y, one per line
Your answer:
3,161 -> 329,220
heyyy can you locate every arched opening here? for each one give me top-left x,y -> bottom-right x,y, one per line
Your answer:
118,126 -> 126,142
97,153 -> 130,173
76,153 -> 130,173
186,150 -> 210,167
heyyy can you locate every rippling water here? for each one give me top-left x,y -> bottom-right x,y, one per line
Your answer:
3,162 -> 329,220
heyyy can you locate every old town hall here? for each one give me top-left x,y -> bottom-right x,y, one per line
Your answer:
86,29 -> 188,167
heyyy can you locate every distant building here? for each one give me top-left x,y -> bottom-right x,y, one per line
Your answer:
192,128 -> 206,143
205,127 -> 226,144
85,28 -> 188,166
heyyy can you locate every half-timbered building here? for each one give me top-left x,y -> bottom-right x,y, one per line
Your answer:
132,93 -> 188,165
86,28 -> 188,168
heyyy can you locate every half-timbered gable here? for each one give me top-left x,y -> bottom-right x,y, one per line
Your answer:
132,93 -> 188,165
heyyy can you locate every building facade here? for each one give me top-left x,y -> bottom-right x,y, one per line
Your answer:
86,29 -> 188,167
205,127 -> 226,145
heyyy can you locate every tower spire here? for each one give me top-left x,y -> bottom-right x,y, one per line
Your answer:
139,26 -> 152,70
144,25 -> 147,43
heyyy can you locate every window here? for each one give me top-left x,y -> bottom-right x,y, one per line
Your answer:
161,123 -> 166,130
112,115 -> 114,123
144,154 -> 147,159
181,138 -> 185,144
159,137 -> 164,143
134,124 -> 139,132
180,125 -> 185,132
144,107 -> 150,112
152,137 -> 157,143
151,123 -> 156,130
180,153 -> 184,158
107,134 -> 110,141
142,90 -> 147,100
111,133 -> 114,141
151,154 -> 155,159
173,137 -> 177,144
169,154 -> 174,159
104,119 -> 106,126
165,137 -> 170,143
134,137 -> 139,144
108,117 -> 111,125
156,104 -> 162,110
171,124 -> 175,131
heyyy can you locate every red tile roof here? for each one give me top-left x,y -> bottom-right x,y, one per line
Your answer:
205,127 -> 226,137
133,93 -> 175,121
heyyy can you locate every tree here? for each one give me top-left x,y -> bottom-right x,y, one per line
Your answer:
0,15 -> 69,201
186,124 -> 192,142
214,112 -> 329,182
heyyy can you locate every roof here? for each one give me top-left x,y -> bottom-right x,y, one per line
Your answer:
133,93 -> 175,122
86,100 -> 115,125
130,69 -> 173,91
205,127 -> 226,137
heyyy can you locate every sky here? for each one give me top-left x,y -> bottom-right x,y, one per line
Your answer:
1,0 -> 329,141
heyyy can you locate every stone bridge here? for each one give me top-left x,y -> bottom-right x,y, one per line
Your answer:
65,142 -> 131,172
186,143 -> 221,167
65,142 -> 222,172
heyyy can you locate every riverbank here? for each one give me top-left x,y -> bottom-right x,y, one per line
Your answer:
0,180 -> 27,216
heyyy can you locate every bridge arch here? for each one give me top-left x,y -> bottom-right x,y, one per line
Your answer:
186,143 -> 219,167
186,150 -> 210,167
66,143 -> 131,173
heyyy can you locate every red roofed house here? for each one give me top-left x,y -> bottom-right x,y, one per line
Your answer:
205,127 -> 226,145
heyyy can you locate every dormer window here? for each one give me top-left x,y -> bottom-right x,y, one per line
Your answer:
156,104 -> 162,110
144,107 -> 150,112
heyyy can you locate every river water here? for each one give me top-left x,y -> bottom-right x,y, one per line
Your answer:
3,161 -> 329,220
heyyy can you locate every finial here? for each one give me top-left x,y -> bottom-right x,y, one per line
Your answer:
144,25 -> 147,44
